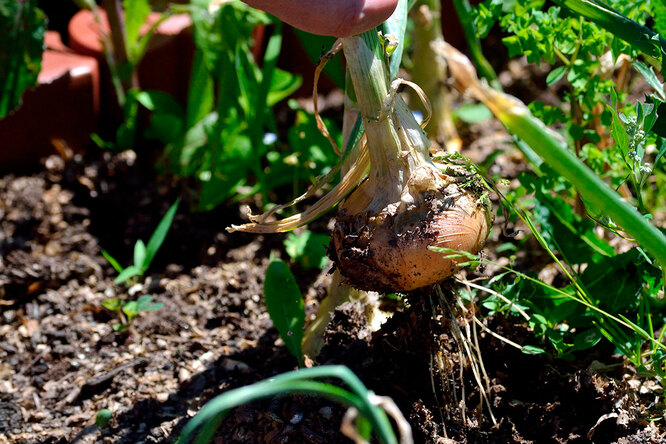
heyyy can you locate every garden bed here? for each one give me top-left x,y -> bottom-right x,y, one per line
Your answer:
1,120 -> 663,443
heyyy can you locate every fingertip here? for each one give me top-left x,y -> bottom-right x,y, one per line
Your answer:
334,0 -> 400,37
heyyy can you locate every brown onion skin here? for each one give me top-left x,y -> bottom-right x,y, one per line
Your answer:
331,181 -> 491,293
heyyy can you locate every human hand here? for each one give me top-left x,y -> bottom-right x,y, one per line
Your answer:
243,0 -> 399,37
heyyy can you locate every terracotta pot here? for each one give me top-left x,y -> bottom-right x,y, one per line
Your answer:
0,31 -> 100,171
67,9 -> 194,133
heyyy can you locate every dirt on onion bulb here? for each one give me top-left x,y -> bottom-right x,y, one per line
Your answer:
331,167 -> 490,293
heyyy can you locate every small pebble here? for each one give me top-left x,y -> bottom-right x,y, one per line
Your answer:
318,407 -> 332,419
178,368 -> 191,383
290,412 -> 303,425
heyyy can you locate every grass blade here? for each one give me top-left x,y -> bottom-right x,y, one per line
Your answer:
381,0 -> 410,80
176,366 -> 399,444
144,199 -> 180,272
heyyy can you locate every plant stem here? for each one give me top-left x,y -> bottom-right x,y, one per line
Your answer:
101,0 -> 139,103
342,33 -> 404,188
411,0 -> 461,152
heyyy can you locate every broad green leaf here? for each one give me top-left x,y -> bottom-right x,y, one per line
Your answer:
267,69 -> 302,107
293,30 -> 345,88
633,61 -> 665,100
136,294 -> 164,313
113,323 -> 128,332
581,248 -> 658,311
571,329 -> 603,352
132,11 -> 171,64
454,103 -> 493,123
137,90 -> 184,116
607,103 -> 629,156
143,301 -> 164,312
521,345 -> 547,355
186,49 -> 215,128
381,0 -> 410,79
145,113 -> 184,145
264,259 -> 305,366
531,185 -> 614,264
122,300 -> 139,318
546,65 -> 567,85
0,0 -> 46,118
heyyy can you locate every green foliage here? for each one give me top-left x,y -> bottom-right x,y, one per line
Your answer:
454,103 -> 493,123
176,365 -> 402,444
101,200 -> 177,331
284,230 -> 330,270
293,30 -> 345,88
453,0 -> 666,366
102,295 -> 164,331
0,0 -> 46,118
264,259 -> 305,366
142,1 -> 314,210
488,171 -> 666,362
103,199 -> 180,284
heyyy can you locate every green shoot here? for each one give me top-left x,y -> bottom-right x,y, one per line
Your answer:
103,198 -> 180,285
176,365 -> 408,444
101,199 -> 177,331
95,409 -> 112,429
102,295 -> 164,332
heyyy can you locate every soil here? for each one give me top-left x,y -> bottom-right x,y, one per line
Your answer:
2,93 -> 665,443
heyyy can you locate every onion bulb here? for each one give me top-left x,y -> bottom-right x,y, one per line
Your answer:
329,35 -> 492,293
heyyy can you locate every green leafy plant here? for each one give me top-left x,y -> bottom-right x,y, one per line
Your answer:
0,0 -> 47,118
470,0 -> 665,212
77,0 -> 174,150
102,199 -> 180,284
102,294 -> 164,332
263,258 -> 306,366
101,199 -> 178,331
284,230 -> 330,270
437,38 -> 666,369
176,365 -> 410,444
144,0 -> 309,211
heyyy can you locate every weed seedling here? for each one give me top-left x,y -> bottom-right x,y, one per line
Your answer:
102,294 -> 164,332
103,199 -> 180,285
101,199 -> 179,330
